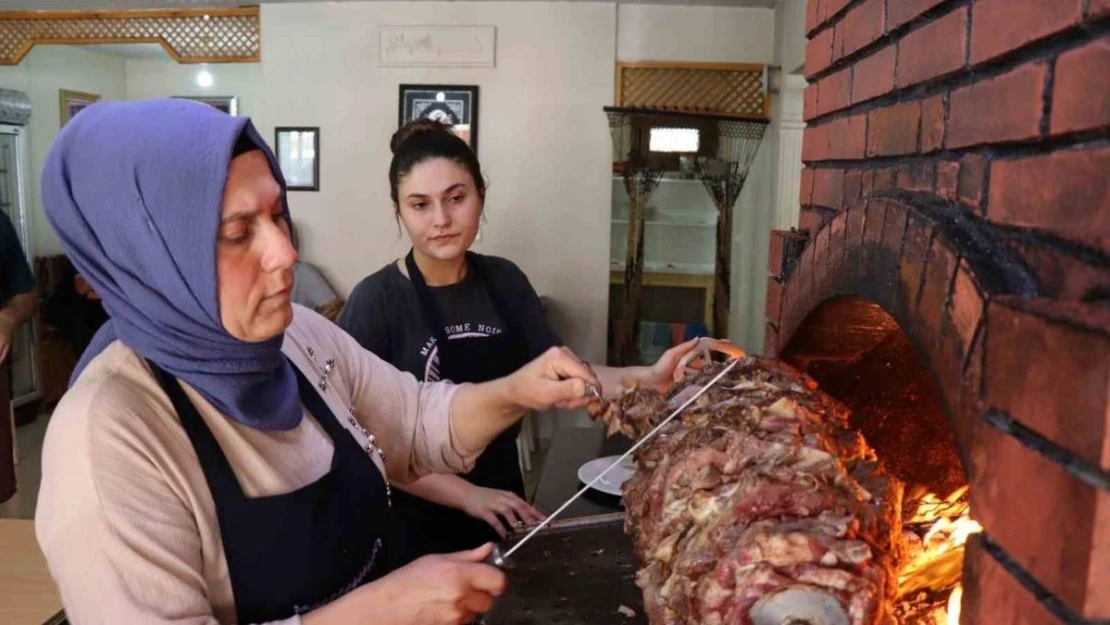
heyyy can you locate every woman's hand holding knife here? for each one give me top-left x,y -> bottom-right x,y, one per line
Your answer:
311,347 -> 598,625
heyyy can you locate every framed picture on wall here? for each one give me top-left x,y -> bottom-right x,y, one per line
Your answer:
58,89 -> 100,127
173,95 -> 239,116
398,84 -> 479,154
275,127 -> 320,192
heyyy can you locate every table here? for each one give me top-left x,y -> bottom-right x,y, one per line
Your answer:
0,519 -> 66,625
610,268 -> 715,328
483,514 -> 645,625
533,425 -> 632,518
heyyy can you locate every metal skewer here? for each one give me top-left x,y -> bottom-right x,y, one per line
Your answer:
490,356 -> 742,566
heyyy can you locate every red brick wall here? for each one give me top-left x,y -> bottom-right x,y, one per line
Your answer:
767,1 -> 1110,623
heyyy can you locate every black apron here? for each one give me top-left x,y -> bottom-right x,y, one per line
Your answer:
150,360 -> 397,624
393,250 -> 531,557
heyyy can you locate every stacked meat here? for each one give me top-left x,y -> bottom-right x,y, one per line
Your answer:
587,356 -> 905,625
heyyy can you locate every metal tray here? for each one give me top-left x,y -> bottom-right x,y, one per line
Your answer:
484,513 -> 648,625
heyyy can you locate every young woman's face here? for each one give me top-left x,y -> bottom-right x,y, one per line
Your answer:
216,151 -> 297,342
395,157 -> 482,263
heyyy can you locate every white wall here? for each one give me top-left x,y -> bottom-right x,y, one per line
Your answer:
0,46 -> 126,257
617,4 -> 775,63
729,75 -> 807,354
256,1 -> 618,366
125,57 -> 261,117
775,0 -> 808,73
732,128 -> 775,352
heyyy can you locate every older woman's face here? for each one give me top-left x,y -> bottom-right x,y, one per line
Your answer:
217,151 -> 297,342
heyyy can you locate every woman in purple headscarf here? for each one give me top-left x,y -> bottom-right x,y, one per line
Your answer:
33,99 -> 599,625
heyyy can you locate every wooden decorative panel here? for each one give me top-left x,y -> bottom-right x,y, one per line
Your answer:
0,8 -> 260,65
616,62 -> 770,120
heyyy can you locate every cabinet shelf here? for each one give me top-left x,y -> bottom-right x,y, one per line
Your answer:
608,263 -> 716,328
612,174 -> 703,185
609,260 -> 715,275
611,218 -> 716,228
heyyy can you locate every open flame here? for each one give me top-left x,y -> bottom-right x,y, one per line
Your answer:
896,486 -> 982,625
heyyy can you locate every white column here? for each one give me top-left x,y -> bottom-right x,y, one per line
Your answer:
732,140 -> 775,351
733,73 -> 806,355
772,73 -> 808,231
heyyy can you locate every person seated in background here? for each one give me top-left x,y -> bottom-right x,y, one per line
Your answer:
289,221 -> 345,322
41,260 -> 108,360
1,208 -> 36,504
0,210 -> 36,366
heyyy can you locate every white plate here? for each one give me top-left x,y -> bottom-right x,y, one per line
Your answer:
577,455 -> 637,497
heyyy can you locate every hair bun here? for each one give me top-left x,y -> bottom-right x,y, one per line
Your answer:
390,118 -> 455,154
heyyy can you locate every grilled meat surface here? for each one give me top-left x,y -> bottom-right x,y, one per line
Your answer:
587,356 -> 904,625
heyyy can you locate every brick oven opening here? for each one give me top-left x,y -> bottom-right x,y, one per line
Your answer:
780,296 -> 963,495
781,295 -> 977,624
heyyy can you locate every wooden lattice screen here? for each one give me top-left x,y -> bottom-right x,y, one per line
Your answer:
0,8 -> 261,65
616,62 -> 770,120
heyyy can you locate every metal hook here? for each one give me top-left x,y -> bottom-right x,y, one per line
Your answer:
585,383 -> 603,401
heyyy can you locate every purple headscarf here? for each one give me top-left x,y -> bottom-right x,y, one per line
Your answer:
41,99 -> 302,431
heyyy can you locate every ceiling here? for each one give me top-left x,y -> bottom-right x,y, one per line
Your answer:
1,0 -> 779,10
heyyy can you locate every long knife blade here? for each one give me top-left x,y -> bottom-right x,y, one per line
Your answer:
492,356 -> 742,565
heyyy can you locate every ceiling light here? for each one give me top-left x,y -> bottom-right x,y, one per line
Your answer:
196,65 -> 213,88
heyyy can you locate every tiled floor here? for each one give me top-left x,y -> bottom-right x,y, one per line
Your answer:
1,412 -> 550,520
0,412 -> 50,520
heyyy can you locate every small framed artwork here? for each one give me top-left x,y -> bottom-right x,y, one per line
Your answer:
275,127 -> 320,192
398,84 -> 479,154
173,95 -> 238,116
59,89 -> 100,127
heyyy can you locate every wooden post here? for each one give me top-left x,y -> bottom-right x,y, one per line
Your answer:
620,193 -> 647,366
713,200 -> 733,339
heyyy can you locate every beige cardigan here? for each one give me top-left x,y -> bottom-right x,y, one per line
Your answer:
35,305 -> 478,625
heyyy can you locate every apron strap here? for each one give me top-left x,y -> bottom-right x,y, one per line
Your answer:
148,360 -> 250,500
403,250 -> 451,350
148,360 -> 353,501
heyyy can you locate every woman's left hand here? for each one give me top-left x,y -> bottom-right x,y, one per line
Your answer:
461,486 -> 546,538
507,346 -> 600,411
642,338 -> 703,393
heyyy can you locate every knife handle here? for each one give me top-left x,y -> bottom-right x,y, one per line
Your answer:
471,545 -> 506,625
